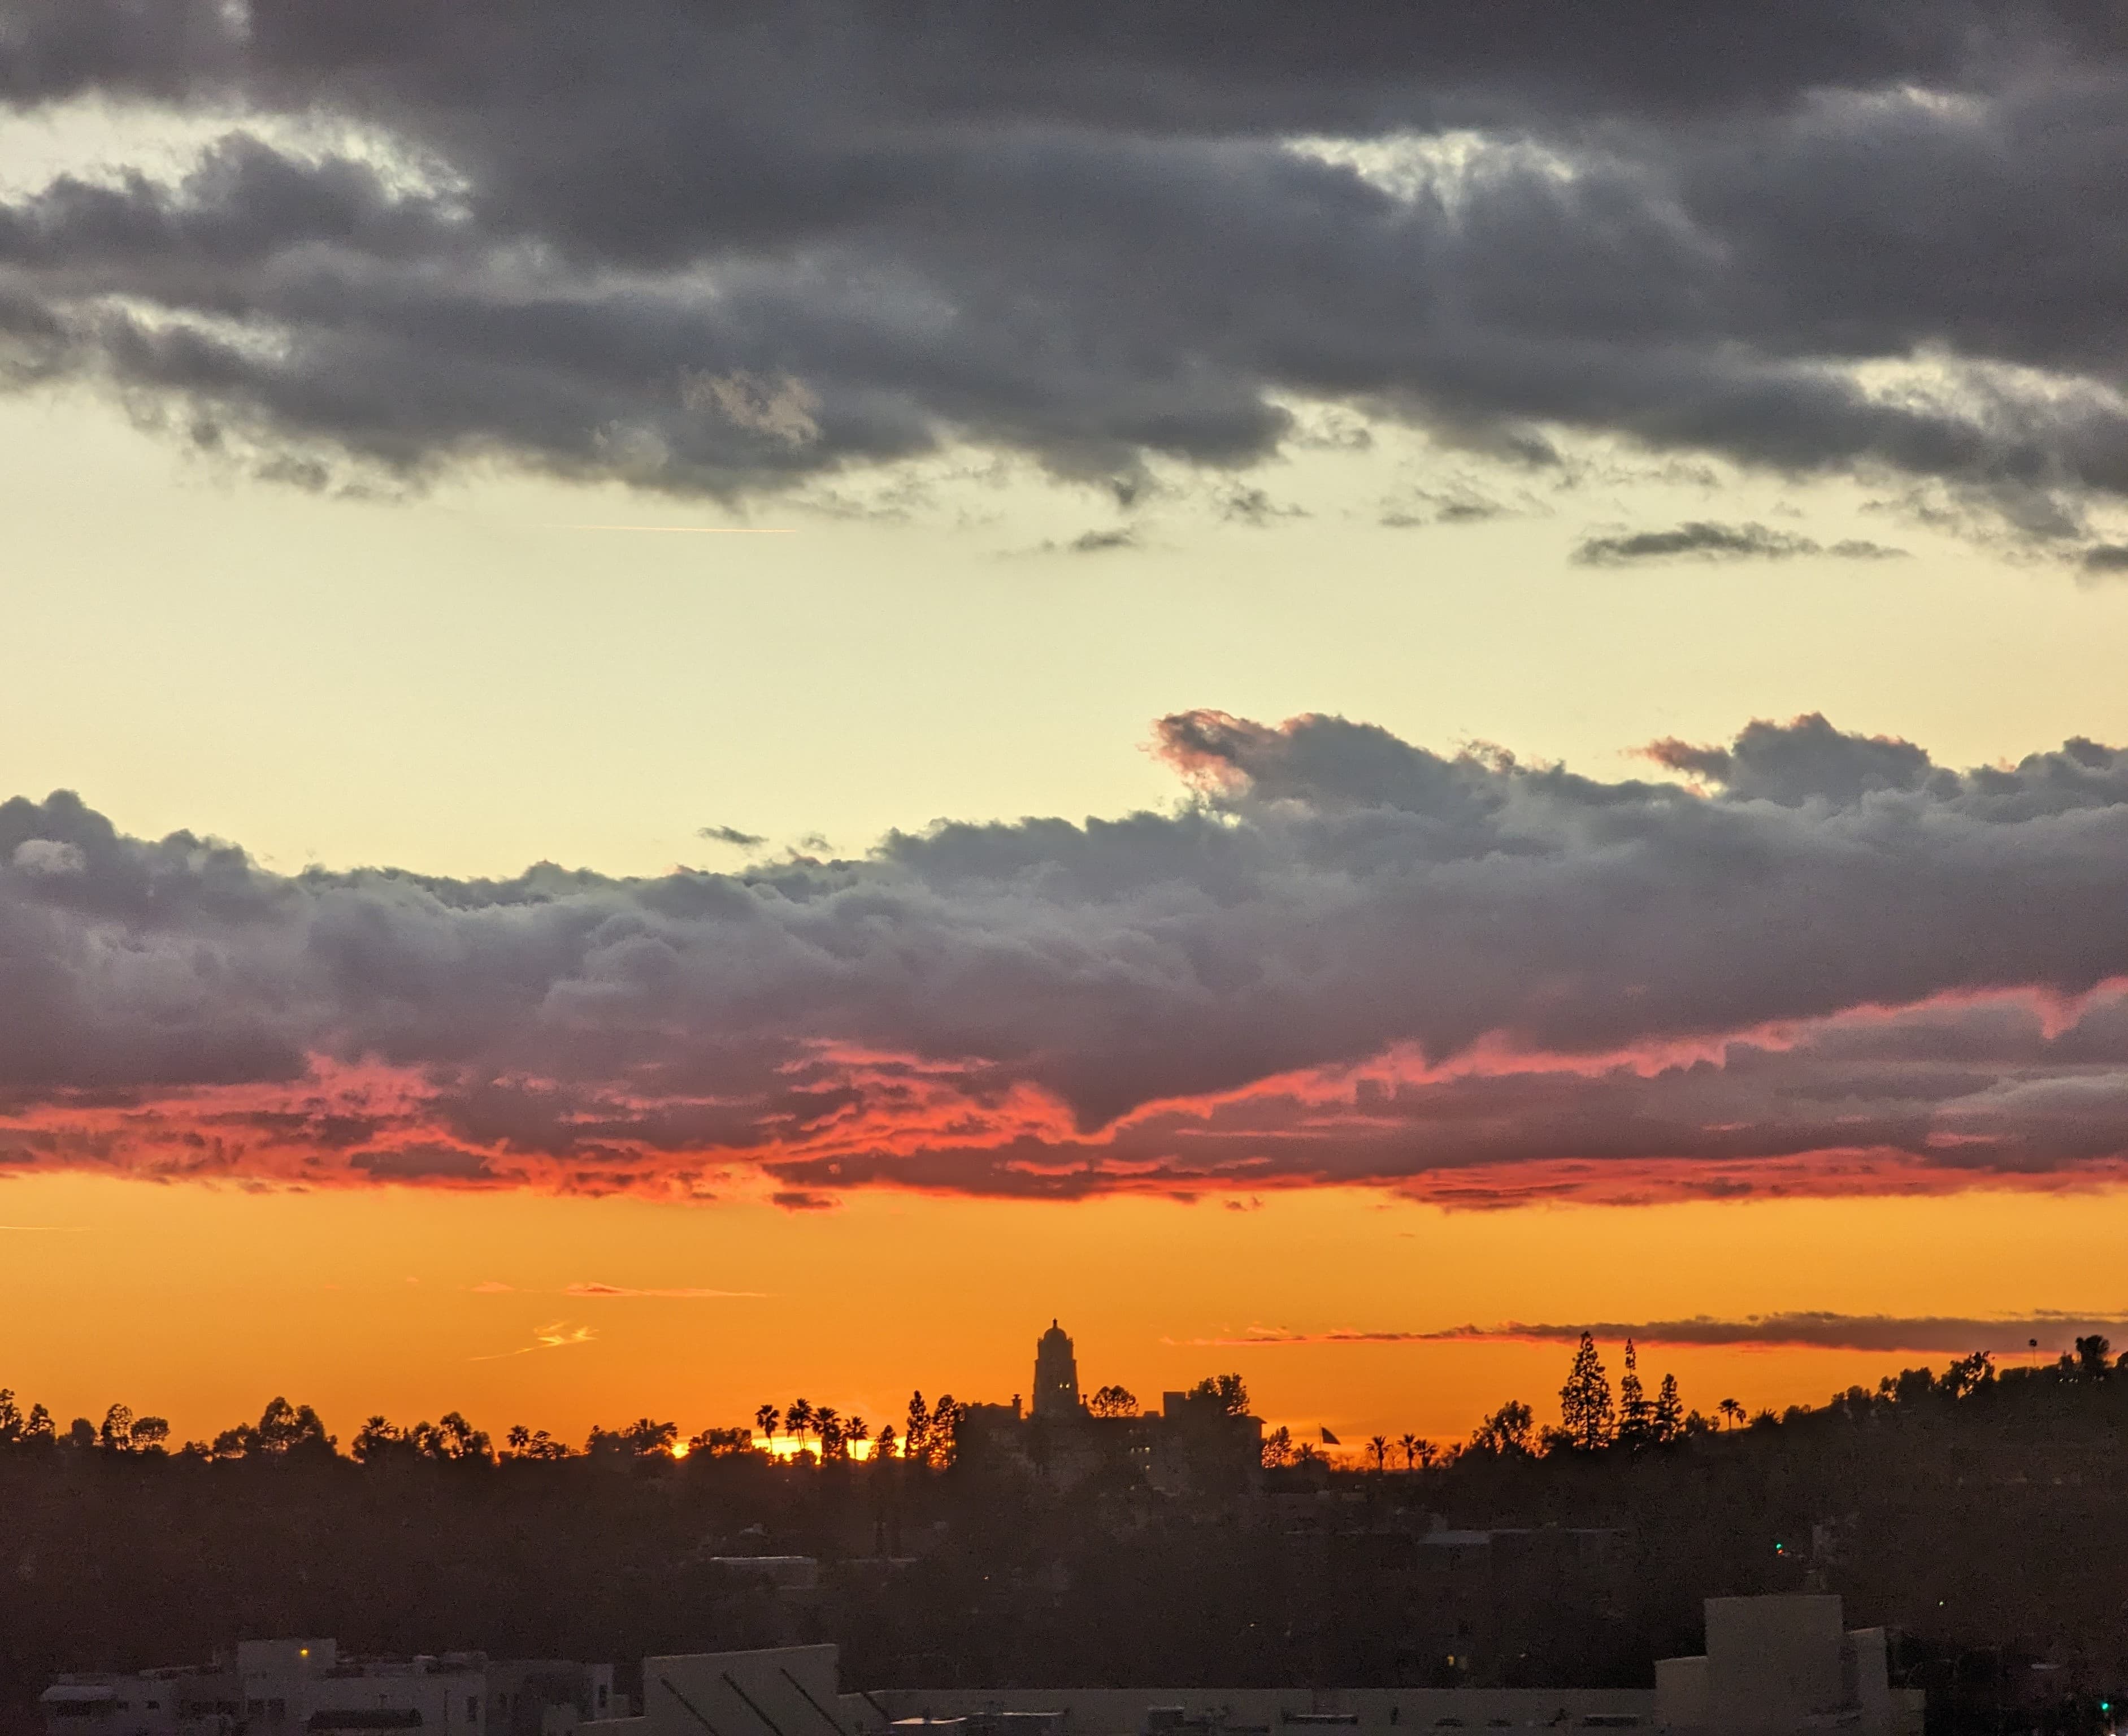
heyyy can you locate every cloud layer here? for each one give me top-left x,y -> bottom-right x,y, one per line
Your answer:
1181,1313 -> 2128,1356
5,710 -> 2128,1206
1572,522 -> 1906,565
0,4 -> 2123,544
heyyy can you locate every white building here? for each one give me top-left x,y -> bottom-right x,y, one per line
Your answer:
703,1556 -> 822,1594
589,1607 -> 1923,1736
44,1644 -> 615,1736
1655,1595 -> 1923,1736
46,1603 -> 1921,1736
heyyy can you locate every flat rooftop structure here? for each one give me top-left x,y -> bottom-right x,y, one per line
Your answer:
859,1690 -> 1661,1733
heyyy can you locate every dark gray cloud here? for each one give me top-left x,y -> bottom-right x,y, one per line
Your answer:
0,3 -> 2121,532
6,709 -> 2128,1201
2082,544 -> 2128,575
697,824 -> 766,849
1574,521 -> 1908,565
1218,485 -> 1307,527
348,1143 -> 494,1183
1185,1313 -> 2128,1356
1642,711 -> 1938,804
1061,528 -> 1138,554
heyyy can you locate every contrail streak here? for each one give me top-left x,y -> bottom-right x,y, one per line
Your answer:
470,1322 -> 597,1361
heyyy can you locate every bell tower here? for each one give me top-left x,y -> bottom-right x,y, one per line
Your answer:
1031,1319 -> 1082,1417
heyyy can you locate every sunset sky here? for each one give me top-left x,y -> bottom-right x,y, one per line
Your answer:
5,4 -> 2128,1454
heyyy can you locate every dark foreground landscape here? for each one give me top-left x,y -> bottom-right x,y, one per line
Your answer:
5,1346 -> 2127,1736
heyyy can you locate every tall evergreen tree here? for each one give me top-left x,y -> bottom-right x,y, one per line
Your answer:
1652,1372 -> 1684,1444
1559,1331 -> 1614,1452
1617,1339 -> 1651,1447
928,1394 -> 963,1466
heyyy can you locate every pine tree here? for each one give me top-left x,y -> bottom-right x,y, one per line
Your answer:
1559,1331 -> 1614,1452
1617,1339 -> 1651,1448
1652,1372 -> 1684,1444
904,1391 -> 931,1462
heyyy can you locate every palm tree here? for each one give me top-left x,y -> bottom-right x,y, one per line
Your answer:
755,1403 -> 780,1451
1367,1434 -> 1389,1470
1718,1397 -> 1745,1431
1416,1438 -> 1440,1470
1398,1432 -> 1419,1470
814,1404 -> 843,1460
786,1397 -> 815,1453
846,1414 -> 870,1452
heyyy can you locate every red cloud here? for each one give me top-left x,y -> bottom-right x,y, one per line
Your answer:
4,980 -> 2127,1209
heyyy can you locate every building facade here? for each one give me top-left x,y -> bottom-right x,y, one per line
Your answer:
42,1644 -> 616,1736
50,1607 -> 1922,1736
1655,1595 -> 1920,1736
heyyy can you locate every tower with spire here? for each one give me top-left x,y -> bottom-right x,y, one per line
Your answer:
1031,1318 -> 1082,1418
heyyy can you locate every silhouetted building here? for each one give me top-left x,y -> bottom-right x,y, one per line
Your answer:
959,1322 -> 1267,1498
1032,1320 -> 1082,1418
1146,1390 -> 1263,1498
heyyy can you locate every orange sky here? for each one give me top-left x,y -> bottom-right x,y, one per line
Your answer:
4,1171 -> 2118,1453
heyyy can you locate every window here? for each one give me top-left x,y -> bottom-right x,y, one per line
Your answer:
467,1700 -> 481,1724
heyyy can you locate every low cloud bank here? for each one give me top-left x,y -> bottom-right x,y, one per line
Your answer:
5,709 -> 2128,1205
1573,522 -> 1907,565
1180,1313 -> 2128,1356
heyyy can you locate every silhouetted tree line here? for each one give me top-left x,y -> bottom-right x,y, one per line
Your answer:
0,1388 -> 968,1469
7,1343 -> 2128,1736
1438,1332 -> 2128,1467
1449,1335 -> 1693,1463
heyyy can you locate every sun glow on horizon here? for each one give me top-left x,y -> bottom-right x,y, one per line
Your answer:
756,1433 -> 879,1461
